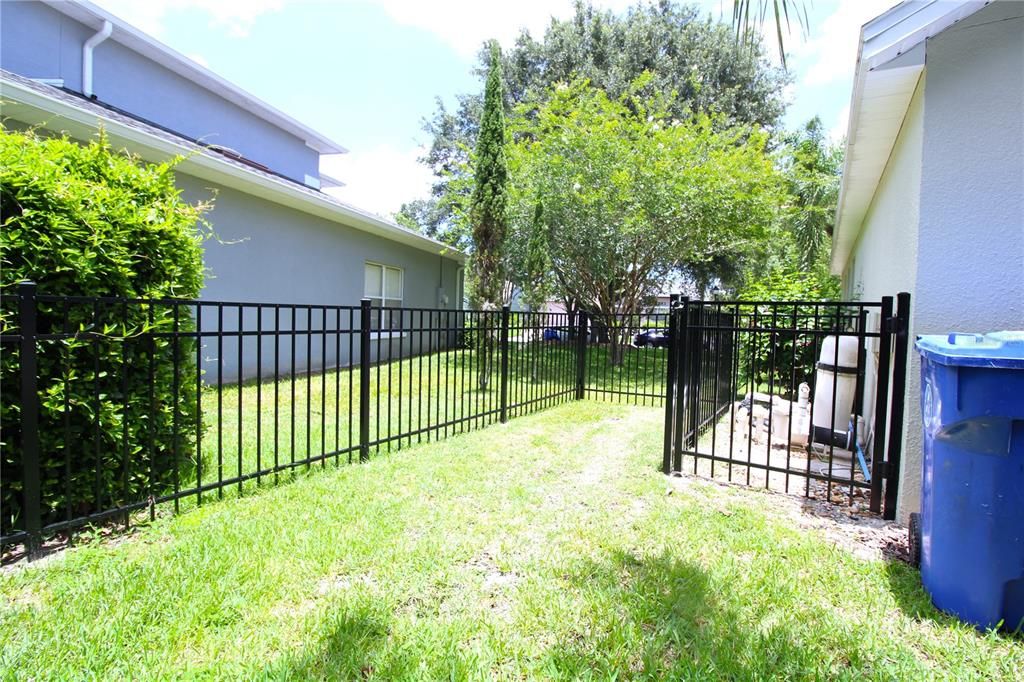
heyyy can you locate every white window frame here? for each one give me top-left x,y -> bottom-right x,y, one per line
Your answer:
364,262 -> 405,337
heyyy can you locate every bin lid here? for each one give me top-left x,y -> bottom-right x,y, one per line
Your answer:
915,331 -> 1024,368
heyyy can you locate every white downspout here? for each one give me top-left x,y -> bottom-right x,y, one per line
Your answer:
82,20 -> 113,98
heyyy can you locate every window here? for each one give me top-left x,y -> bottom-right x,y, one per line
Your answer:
364,262 -> 403,330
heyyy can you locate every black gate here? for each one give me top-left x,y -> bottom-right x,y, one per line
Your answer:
662,294 -> 910,519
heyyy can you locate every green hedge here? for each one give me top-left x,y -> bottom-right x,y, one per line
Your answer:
0,128 -> 207,535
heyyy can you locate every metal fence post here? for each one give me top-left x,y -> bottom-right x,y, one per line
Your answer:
687,305 -> 703,450
869,296 -> 894,513
575,310 -> 587,400
359,298 -> 371,462
672,296 -> 690,473
17,281 -> 42,559
662,294 -> 680,474
883,292 -> 911,520
499,304 -> 510,423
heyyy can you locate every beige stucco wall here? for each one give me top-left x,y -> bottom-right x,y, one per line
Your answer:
843,77 -> 923,301
842,77 -> 924,523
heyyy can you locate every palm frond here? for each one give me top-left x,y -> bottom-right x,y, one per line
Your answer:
730,0 -> 810,70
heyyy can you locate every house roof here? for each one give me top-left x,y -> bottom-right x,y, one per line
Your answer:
42,0 -> 347,155
0,70 -> 465,262
831,0 -> 991,274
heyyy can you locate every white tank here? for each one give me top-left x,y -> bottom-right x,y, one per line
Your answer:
812,335 -> 859,445
788,382 -> 812,447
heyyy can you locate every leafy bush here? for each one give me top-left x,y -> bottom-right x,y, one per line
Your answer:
0,128 -> 207,535
736,268 -> 841,397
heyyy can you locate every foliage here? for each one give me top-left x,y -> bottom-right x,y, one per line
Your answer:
519,199 -> 551,312
0,127 -> 207,534
779,116 -> 843,271
469,42 -> 510,310
509,78 -> 783,363
739,267 -> 841,303
737,267 -> 841,396
731,0 -> 809,69
398,0 -> 789,243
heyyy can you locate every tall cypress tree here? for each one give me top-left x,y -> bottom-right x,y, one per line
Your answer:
470,41 -> 509,309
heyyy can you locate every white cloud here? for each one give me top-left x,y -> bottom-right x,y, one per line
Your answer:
829,103 -> 850,143
320,144 -> 433,219
790,0 -> 896,87
90,0 -> 284,39
370,0 -> 637,58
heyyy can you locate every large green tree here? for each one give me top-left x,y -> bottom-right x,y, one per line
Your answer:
509,79 -> 782,363
468,42 -> 510,390
399,0 -> 788,245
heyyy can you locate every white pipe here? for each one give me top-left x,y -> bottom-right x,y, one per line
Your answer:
82,20 -> 113,98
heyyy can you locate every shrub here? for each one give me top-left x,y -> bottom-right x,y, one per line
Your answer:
0,127 -> 208,535
736,268 -> 841,398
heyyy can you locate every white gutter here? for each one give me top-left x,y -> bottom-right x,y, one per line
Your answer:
82,19 -> 112,98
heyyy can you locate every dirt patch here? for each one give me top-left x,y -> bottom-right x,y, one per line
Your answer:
460,546 -> 520,618
577,414 -> 636,487
667,472 -> 909,563
2,584 -> 48,611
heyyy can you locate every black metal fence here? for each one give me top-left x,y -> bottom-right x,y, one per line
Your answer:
663,294 -> 910,519
583,312 -> 672,406
1,285 -> 673,559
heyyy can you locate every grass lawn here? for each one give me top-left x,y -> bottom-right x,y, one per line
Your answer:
3,402 -> 1020,680
186,342 -> 663,505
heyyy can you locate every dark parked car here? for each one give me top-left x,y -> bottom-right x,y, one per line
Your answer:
634,329 -> 669,348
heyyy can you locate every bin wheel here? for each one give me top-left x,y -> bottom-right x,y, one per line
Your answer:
908,512 -> 922,568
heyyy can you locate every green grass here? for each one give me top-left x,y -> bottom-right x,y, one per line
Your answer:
2,402 -> 1020,680
185,342 -> 665,504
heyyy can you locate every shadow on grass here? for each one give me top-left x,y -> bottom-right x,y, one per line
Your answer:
883,560 -> 1024,639
258,549 -> 814,680
537,548 -> 815,679
259,603 -> 397,680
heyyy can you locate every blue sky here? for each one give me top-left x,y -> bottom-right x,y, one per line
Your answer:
92,0 -> 897,217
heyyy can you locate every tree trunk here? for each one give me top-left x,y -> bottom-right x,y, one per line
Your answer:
608,322 -> 626,367
477,318 -> 492,391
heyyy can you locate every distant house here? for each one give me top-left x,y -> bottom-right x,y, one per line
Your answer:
0,0 -> 465,380
832,0 -> 1023,522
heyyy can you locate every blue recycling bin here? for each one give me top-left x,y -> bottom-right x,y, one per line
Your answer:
915,331 -> 1024,631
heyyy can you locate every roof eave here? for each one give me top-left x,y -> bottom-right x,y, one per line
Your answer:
1,76 -> 464,263
831,0 -> 990,276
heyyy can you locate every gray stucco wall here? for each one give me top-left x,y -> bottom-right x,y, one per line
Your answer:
908,3 -> 1024,522
0,0 -> 93,90
0,0 -> 318,182
178,175 -> 463,382
842,3 -> 1024,523
917,2 -> 1024,334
